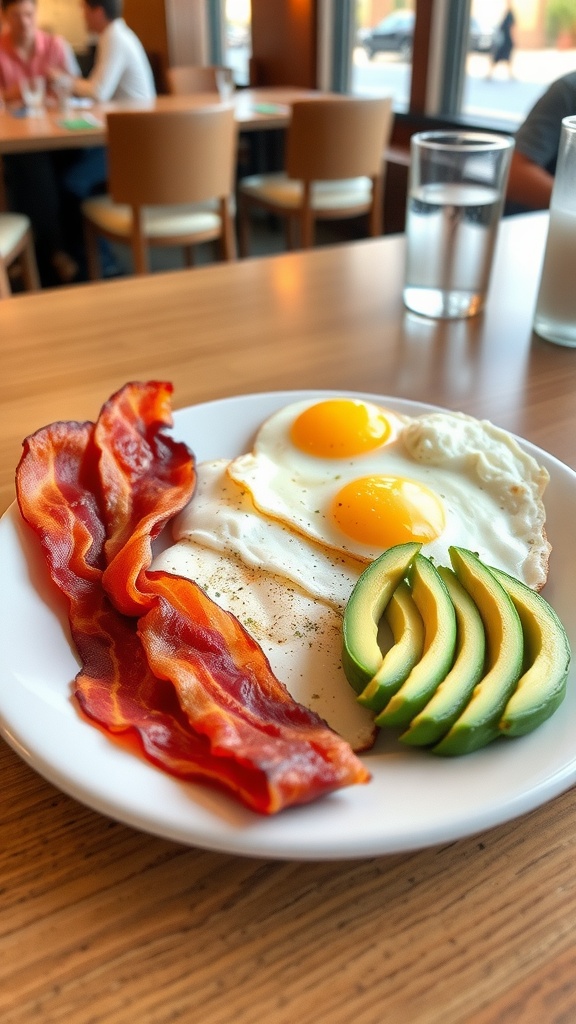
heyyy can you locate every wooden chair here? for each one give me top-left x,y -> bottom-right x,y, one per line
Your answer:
0,213 -> 40,297
237,96 -> 394,254
166,65 -> 234,96
81,106 -> 237,277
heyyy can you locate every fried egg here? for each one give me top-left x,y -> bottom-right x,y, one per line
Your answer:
227,398 -> 551,590
170,459 -> 363,609
152,460 -> 376,752
153,397 -> 551,751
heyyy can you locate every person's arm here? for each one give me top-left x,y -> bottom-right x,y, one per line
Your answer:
1,79 -> 24,103
44,36 -> 81,98
62,39 -> 81,78
72,73 -> 95,99
73,24 -> 123,102
506,149 -> 554,210
0,42 -> 23,102
507,74 -> 576,209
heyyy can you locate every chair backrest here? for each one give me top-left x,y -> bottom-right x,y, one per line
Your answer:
285,97 -> 394,182
165,65 -> 232,95
105,106 -> 237,207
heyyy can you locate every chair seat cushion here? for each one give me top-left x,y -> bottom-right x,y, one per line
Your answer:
239,173 -> 373,211
0,213 -> 31,258
81,195 -> 229,239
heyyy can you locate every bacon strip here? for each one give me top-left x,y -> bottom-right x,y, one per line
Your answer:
95,381 -> 196,617
139,573 -> 368,812
16,382 -> 369,814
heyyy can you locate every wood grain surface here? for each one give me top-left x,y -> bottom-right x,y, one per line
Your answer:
2,212 -> 576,1024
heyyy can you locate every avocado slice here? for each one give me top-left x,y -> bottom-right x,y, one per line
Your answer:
433,547 -> 524,756
374,554 -> 457,729
489,566 -> 571,737
400,565 -> 486,746
341,542 -> 421,694
357,580 -> 425,712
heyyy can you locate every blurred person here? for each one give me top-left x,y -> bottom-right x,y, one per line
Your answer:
50,0 -> 155,104
0,0 -> 79,101
47,0 -> 156,274
506,70 -> 576,211
488,3 -> 515,80
0,0 -> 81,284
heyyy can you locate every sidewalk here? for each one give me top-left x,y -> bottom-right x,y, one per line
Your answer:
468,47 -> 576,83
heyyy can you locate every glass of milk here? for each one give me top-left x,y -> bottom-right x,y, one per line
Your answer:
533,116 -> 576,347
403,130 -> 514,319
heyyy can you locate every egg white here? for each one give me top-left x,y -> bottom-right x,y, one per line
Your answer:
227,401 -> 551,590
152,460 -> 376,752
172,459 -> 364,609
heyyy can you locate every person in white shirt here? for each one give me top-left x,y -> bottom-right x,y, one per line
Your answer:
71,0 -> 156,101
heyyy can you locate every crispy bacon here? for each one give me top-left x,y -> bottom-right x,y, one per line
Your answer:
139,573 -> 368,812
95,381 -> 196,617
16,382 -> 369,814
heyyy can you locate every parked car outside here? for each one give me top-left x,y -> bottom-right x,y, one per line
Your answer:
361,10 -> 414,60
360,10 -> 494,60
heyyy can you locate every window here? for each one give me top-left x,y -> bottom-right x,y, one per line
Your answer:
222,0 -> 252,86
351,1 -> 575,129
353,2 -> 415,111
464,0 -> 576,128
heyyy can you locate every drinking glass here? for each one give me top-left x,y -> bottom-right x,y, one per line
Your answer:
21,76 -> 46,117
53,74 -> 73,116
403,130 -> 514,319
215,68 -> 235,102
533,116 -> 576,347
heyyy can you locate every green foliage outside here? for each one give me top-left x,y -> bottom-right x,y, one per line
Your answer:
546,0 -> 576,43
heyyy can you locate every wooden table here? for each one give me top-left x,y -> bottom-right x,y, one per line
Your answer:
0,87 -> 319,155
0,86 -> 320,211
2,211 -> 576,1023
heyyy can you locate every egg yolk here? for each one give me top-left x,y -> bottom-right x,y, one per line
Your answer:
290,399 -> 392,458
331,475 -> 445,547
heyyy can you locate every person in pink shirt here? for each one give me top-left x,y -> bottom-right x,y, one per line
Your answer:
0,0 -> 80,283
0,0 -> 78,101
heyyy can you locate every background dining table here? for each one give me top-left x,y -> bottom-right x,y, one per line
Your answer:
2,210 -> 576,1023
0,86 -> 320,155
0,86 -> 319,210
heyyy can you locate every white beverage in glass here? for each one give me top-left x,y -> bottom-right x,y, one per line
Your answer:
533,115 -> 576,347
404,182 -> 501,319
533,205 -> 576,347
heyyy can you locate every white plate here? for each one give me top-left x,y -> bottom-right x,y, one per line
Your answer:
1,390 -> 575,860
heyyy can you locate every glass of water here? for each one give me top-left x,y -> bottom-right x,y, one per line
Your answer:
53,73 -> 73,115
533,116 -> 576,347
403,131 -> 514,319
21,76 -> 46,117
215,67 -> 235,102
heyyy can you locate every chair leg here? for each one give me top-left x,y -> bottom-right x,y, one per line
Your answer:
83,218 -> 102,280
237,192 -> 251,258
20,230 -> 40,291
0,259 -> 11,298
183,245 -> 195,267
300,184 -> 314,248
220,199 -> 237,260
130,207 -> 148,275
368,175 -> 384,237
